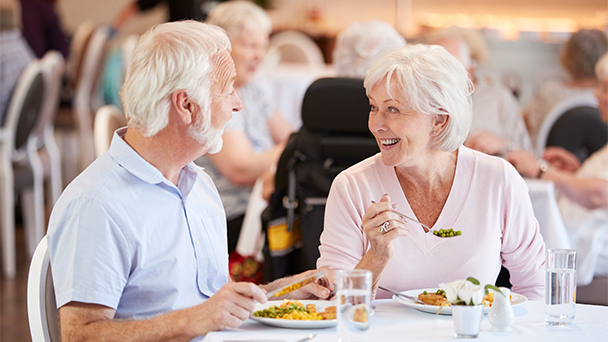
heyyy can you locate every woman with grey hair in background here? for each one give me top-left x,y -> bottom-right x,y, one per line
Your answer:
199,0 -> 294,255
332,20 -> 406,79
317,45 -> 545,300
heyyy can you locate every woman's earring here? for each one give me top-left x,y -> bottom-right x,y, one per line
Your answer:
432,131 -> 437,135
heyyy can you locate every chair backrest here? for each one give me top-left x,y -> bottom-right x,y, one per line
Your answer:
65,21 -> 95,90
535,93 -> 598,157
268,30 -> 325,67
546,106 -> 608,162
2,59 -> 45,158
33,51 -> 66,144
27,236 -> 60,342
262,77 -> 378,280
94,105 -> 126,157
121,34 -> 139,75
73,24 -> 111,167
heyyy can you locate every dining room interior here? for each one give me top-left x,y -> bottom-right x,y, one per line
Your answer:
1,0 -> 607,341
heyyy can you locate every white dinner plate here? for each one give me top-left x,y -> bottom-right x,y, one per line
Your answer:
392,288 -> 528,316
251,300 -> 375,329
251,300 -> 337,329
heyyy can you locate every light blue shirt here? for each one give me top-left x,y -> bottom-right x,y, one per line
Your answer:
47,128 -> 229,319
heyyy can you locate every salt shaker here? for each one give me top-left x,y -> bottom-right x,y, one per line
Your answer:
488,287 -> 514,332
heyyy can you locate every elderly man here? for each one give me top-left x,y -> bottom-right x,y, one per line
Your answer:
47,21 -> 332,342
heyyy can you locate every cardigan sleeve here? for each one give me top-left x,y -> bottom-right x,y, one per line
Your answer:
500,163 -> 546,300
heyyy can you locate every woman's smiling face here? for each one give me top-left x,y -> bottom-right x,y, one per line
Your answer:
367,78 -> 436,168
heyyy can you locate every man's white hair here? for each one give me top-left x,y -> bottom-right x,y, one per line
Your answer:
121,20 -> 231,137
206,0 -> 272,39
364,45 -> 474,152
333,20 -> 406,79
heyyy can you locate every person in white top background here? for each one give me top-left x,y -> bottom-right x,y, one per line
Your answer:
507,52 -> 608,304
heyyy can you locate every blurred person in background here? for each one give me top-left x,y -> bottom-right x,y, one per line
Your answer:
506,52 -> 608,296
0,0 -> 36,124
19,0 -> 69,58
197,0 -> 294,255
332,20 -> 406,79
428,27 -> 533,156
524,29 -> 608,145
113,0 -> 226,30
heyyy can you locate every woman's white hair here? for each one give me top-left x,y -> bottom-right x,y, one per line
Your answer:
121,20 -> 231,137
364,44 -> 474,152
596,52 -> 608,82
333,20 -> 406,79
206,0 -> 272,39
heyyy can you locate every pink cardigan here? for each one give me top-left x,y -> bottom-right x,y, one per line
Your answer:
317,146 -> 545,300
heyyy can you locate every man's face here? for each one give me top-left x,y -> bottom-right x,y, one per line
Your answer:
188,51 -> 242,154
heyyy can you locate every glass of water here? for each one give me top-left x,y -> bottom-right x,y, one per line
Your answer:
545,249 -> 577,325
336,269 -> 372,342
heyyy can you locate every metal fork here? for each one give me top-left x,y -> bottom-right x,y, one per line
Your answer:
371,200 -> 431,232
378,286 -> 426,305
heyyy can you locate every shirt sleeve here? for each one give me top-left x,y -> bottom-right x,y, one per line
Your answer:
317,171 -> 369,271
500,164 -> 546,300
47,197 -> 132,310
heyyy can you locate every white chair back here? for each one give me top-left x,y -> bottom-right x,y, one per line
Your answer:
534,94 -> 598,157
268,31 -> 325,67
94,105 -> 126,157
27,236 -> 61,342
73,24 -> 110,169
0,59 -> 46,278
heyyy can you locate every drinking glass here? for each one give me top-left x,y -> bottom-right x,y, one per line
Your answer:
336,270 -> 372,342
545,249 -> 577,325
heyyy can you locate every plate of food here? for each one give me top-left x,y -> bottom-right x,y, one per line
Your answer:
392,288 -> 527,316
251,300 -> 338,329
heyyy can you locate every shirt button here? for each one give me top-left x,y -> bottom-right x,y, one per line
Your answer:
195,240 -> 200,246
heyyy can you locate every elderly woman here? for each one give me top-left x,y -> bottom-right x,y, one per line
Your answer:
317,45 -> 546,300
333,20 -> 406,79
507,52 -> 608,291
199,1 -> 294,253
524,29 -> 607,145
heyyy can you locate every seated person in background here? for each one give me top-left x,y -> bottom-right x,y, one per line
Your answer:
113,0 -> 226,30
196,1 -> 294,254
427,28 -> 533,156
317,45 -> 545,300
333,20 -> 406,79
0,1 -> 36,123
19,0 -> 69,59
506,52 -> 608,288
524,29 -> 608,145
47,20 -> 333,342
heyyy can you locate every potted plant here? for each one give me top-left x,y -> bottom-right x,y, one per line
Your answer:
439,277 -> 506,338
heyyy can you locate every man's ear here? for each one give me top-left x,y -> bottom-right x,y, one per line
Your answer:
172,90 -> 193,125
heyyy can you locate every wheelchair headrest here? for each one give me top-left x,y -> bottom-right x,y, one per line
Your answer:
301,77 -> 370,134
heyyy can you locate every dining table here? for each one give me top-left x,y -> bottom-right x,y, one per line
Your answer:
202,298 -> 607,341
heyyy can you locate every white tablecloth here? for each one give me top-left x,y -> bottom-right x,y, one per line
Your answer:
202,299 -> 607,342
525,179 -> 572,249
263,63 -> 336,130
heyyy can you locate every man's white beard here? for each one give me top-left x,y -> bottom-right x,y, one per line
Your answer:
188,110 -> 224,154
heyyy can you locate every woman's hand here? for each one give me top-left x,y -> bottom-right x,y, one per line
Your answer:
543,147 -> 580,173
362,194 -> 409,261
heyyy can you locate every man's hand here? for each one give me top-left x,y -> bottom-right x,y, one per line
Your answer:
187,282 -> 267,334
